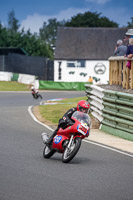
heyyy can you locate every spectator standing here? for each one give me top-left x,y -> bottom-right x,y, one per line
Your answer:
123,29 -> 133,46
88,76 -> 93,84
114,39 -> 127,56
126,38 -> 133,69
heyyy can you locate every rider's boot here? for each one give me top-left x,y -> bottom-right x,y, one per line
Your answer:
45,129 -> 58,146
39,94 -> 43,99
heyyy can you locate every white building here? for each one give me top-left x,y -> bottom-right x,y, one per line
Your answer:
54,27 -> 128,84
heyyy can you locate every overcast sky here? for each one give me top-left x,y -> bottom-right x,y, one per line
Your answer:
0,0 -> 132,33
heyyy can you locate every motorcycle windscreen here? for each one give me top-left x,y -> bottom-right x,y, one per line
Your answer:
71,111 -> 91,127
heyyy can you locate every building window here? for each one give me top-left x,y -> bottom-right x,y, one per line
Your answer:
67,62 -> 76,67
67,60 -> 86,68
77,60 -> 86,68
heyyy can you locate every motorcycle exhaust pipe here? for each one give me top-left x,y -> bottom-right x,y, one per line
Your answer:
41,132 -> 49,144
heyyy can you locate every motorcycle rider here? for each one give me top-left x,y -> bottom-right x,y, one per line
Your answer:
46,100 -> 90,146
31,86 -> 42,99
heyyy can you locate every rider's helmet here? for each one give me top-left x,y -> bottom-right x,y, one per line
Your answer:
77,100 -> 90,113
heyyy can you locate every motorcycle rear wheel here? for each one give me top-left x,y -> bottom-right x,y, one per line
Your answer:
43,145 -> 55,158
62,137 -> 81,163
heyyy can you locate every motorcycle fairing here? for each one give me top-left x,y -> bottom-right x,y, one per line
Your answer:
57,125 -> 77,137
52,135 -> 68,150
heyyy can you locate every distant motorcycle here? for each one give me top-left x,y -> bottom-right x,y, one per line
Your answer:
32,90 -> 42,99
41,111 -> 91,163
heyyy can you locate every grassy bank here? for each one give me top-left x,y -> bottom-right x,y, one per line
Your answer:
0,81 -> 30,91
38,96 -> 87,126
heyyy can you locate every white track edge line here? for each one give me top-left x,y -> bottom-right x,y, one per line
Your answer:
28,105 -> 54,131
83,139 -> 133,158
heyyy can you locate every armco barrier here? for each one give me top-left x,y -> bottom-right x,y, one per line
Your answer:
85,84 -> 133,141
85,84 -> 104,122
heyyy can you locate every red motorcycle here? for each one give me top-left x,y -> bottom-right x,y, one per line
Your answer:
41,111 -> 91,163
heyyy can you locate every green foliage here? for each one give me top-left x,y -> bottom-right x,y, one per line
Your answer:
0,11 -> 53,59
39,18 -> 65,48
127,17 -> 133,28
19,29 -> 53,58
8,10 -> 20,33
65,11 -> 118,27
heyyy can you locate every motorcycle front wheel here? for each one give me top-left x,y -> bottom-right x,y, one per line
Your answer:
62,137 -> 81,163
43,145 -> 55,159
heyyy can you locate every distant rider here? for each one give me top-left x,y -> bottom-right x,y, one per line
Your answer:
31,86 -> 36,98
46,100 -> 90,146
31,86 -> 42,99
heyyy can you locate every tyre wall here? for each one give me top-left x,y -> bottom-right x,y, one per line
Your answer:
85,84 -> 133,141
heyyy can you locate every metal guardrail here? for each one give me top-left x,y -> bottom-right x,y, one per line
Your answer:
85,84 -> 133,141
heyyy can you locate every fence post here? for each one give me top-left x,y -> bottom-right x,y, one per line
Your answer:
108,56 -> 133,90
131,60 -> 133,89
118,60 -> 122,85
109,60 -> 113,85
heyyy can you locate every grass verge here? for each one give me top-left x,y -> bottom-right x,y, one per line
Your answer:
0,81 -> 30,91
38,96 -> 87,126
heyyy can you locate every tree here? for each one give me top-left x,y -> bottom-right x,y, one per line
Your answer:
19,29 -> 53,59
8,10 -> 20,32
127,17 -> 133,28
0,22 -> 53,58
65,11 -> 118,27
39,18 -> 65,48
0,23 -> 10,46
0,11 -> 53,59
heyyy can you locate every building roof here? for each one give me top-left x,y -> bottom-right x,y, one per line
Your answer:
0,47 -> 28,55
54,27 -> 128,60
